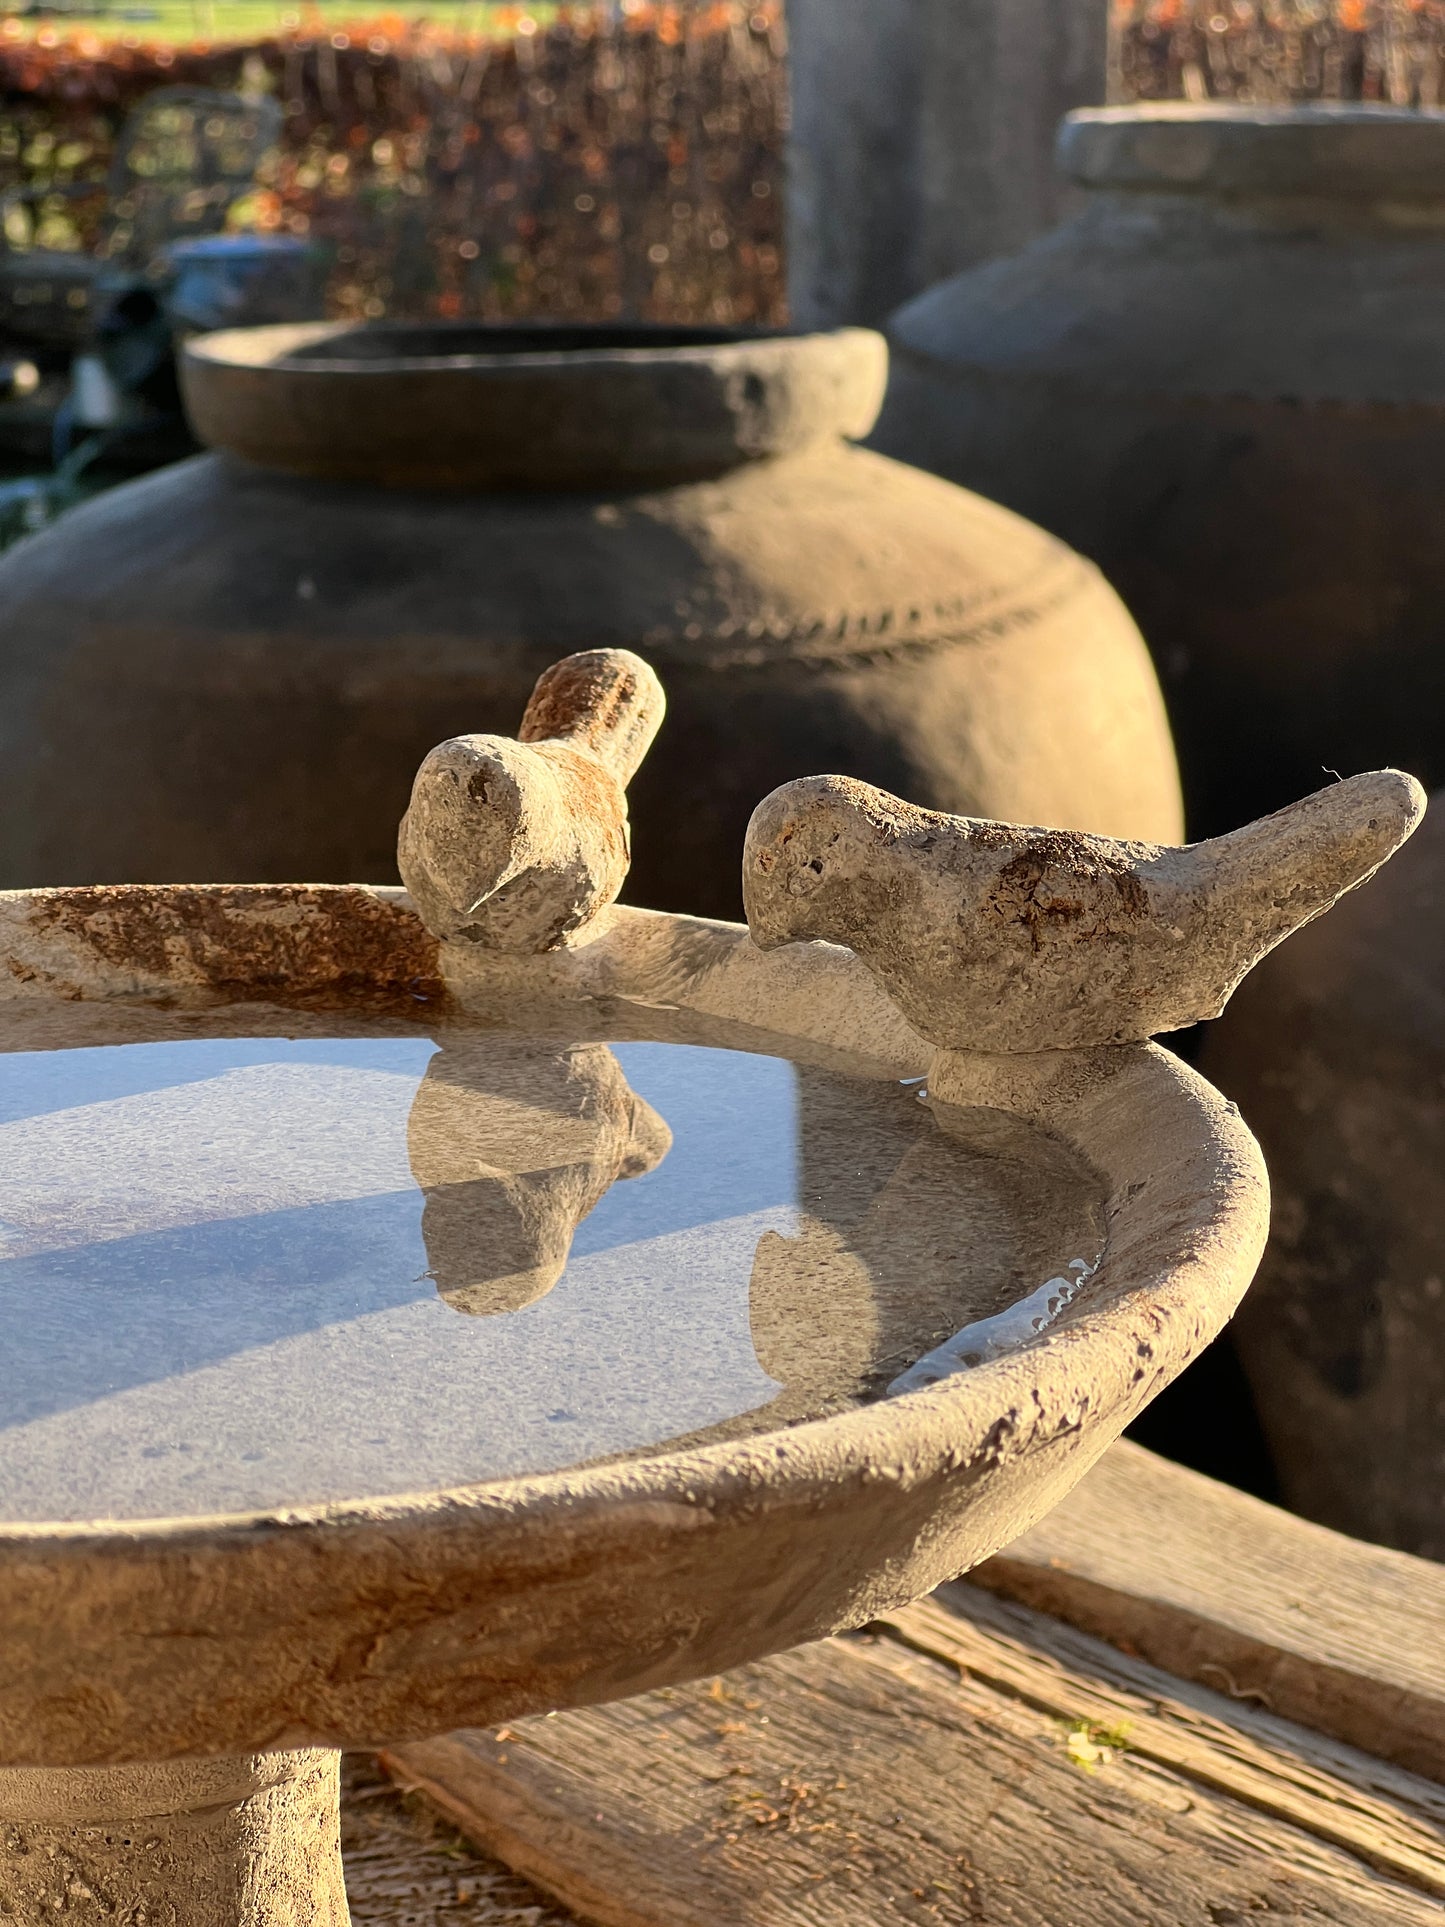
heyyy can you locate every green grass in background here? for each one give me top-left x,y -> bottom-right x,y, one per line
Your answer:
1,0 -> 558,44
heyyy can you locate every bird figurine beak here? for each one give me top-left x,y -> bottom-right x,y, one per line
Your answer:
398,649 -> 665,953
742,769 -> 1426,1054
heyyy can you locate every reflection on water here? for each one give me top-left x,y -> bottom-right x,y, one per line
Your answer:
889,1257 -> 1100,1395
410,1040 -> 674,1316
0,1012 -> 1106,1524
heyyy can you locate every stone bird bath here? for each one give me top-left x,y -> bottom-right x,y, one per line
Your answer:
0,652 -> 1422,1923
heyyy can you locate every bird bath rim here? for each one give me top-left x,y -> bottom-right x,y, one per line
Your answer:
0,879 -> 1266,1768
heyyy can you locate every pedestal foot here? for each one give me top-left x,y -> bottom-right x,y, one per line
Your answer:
0,1749 -> 349,1924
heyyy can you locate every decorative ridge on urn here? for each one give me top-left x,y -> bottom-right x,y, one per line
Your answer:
742,769 -> 1426,1053
398,648 -> 665,951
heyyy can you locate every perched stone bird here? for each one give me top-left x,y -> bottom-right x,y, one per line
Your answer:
398,648 -> 665,951
743,770 -> 1426,1052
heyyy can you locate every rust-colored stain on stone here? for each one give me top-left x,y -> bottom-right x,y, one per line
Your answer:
986,840 -> 1150,952
28,884 -> 445,1011
519,648 -> 666,793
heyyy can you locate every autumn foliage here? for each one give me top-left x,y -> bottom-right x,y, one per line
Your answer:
1113,0 -> 1445,103
0,3 -> 787,324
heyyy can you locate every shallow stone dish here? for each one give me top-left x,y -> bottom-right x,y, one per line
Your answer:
0,651 -> 1421,1923
0,880 -> 1262,1753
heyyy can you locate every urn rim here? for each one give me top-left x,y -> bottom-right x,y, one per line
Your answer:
180,320 -> 888,490
1062,102 -> 1445,204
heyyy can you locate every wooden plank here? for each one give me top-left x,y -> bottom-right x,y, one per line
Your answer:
966,1439 -> 1445,1780
385,1584 -> 1445,1927
342,1751 -> 576,1925
878,1589 -> 1445,1897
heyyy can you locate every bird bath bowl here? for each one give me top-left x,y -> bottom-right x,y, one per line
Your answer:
0,652 -> 1421,1924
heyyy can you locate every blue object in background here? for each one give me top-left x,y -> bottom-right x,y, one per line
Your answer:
165,234 -> 328,335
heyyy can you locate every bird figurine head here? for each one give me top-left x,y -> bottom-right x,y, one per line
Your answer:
743,770 -> 1426,1054
398,649 -> 665,952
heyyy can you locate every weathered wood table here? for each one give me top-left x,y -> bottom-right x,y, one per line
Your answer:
383,1440 -> 1445,1926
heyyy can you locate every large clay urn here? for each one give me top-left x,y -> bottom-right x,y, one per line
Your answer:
1202,794 -> 1445,1560
0,322 -> 1180,917
875,103 -> 1445,840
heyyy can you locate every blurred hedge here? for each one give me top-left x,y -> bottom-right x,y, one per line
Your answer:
0,3 -> 786,323
1111,1 -> 1445,104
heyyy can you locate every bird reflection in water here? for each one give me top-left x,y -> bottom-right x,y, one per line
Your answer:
748,1072 -> 1106,1413
406,1042 -> 1105,1426
408,1038 -> 672,1316
0,1025 -> 1112,1523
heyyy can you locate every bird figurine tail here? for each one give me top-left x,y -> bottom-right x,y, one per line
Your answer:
742,768 -> 1425,1053
398,649 -> 665,952
1185,768 -> 1426,989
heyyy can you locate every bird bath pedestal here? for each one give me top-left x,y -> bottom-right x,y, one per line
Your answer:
0,654 -> 1422,1924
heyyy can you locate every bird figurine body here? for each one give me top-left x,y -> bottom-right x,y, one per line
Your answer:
398,648 -> 665,951
743,770 -> 1426,1052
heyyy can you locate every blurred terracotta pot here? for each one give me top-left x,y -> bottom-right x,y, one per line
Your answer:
0,321 -> 1180,916
1203,794 -> 1445,1558
877,104 -> 1445,839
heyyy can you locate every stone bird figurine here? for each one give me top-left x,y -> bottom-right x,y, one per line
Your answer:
398,648 -> 665,951
743,770 -> 1426,1053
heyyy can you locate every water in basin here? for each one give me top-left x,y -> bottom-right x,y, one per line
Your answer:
0,1005 -> 1106,1523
